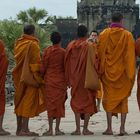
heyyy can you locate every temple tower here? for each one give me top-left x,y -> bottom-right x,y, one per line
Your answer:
77,0 -> 139,32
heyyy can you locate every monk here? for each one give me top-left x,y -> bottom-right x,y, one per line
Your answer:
135,36 -> 140,134
98,12 -> 136,136
88,30 -> 103,111
40,32 -> 67,136
12,24 -> 46,136
0,40 -> 10,136
65,25 -> 97,135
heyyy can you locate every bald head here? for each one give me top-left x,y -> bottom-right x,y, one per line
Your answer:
23,24 -> 35,35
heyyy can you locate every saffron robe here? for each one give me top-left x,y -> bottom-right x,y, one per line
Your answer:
65,38 -> 97,115
12,34 -> 46,118
40,44 -> 67,118
88,41 -> 103,100
0,40 -> 8,116
98,27 -> 135,113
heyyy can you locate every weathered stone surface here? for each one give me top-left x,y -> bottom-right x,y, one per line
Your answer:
77,0 -> 139,32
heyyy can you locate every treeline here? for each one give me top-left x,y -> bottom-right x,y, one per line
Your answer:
0,7 -> 57,64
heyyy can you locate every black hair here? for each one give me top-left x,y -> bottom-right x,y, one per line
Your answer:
77,25 -> 88,38
50,31 -> 61,45
90,30 -> 99,35
111,12 -> 123,22
24,24 -> 35,35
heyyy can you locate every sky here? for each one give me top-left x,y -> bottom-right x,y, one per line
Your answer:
0,0 -> 140,20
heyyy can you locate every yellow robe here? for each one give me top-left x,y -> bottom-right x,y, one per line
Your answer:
98,27 -> 135,113
12,34 -> 46,118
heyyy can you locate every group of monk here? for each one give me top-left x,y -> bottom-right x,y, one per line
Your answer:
0,12 -> 140,136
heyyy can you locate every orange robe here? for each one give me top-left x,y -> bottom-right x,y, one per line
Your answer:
98,27 -> 136,113
40,44 -> 67,118
88,41 -> 103,100
65,38 -> 97,115
135,38 -> 140,110
0,40 -> 8,116
12,34 -> 46,118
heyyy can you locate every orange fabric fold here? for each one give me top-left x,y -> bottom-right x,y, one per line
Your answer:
12,34 -> 46,118
0,40 -> 8,116
98,27 -> 136,113
41,44 -> 67,118
65,38 -> 97,115
85,43 -> 101,90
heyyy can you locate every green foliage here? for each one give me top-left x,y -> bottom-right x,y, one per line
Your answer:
16,7 -> 57,51
35,24 -> 51,52
0,7 -> 57,62
17,11 -> 28,23
0,20 -> 22,62
17,7 -> 49,24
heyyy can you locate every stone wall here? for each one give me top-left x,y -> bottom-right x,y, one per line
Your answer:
5,64 -> 14,103
77,0 -> 139,33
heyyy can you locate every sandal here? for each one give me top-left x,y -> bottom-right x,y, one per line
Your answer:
0,130 -> 11,136
18,131 -> 39,136
135,130 -> 140,134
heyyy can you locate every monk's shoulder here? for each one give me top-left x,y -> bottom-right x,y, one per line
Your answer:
43,46 -> 52,55
123,29 -> 133,38
66,40 -> 76,49
0,40 -> 5,52
100,28 -> 110,36
136,37 -> 140,43
123,30 -> 135,46
59,47 -> 66,53
45,45 -> 52,51
31,39 -> 39,46
0,40 -> 4,48
29,41 -> 40,54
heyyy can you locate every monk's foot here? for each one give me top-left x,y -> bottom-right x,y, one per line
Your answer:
55,130 -> 65,135
102,129 -> 113,135
16,131 -> 20,136
135,130 -> 140,134
71,130 -> 81,135
118,130 -> 128,136
18,130 -> 39,136
83,129 -> 94,135
0,129 -> 10,136
43,130 -> 53,136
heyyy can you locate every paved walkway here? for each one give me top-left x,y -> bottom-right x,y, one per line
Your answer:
1,82 -> 140,140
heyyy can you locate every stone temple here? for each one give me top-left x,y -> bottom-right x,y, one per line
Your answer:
77,0 -> 139,33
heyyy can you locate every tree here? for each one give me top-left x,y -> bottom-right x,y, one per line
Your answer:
16,7 -> 57,51
0,20 -> 22,56
17,11 -> 28,23
17,7 -> 48,24
27,7 -> 48,23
